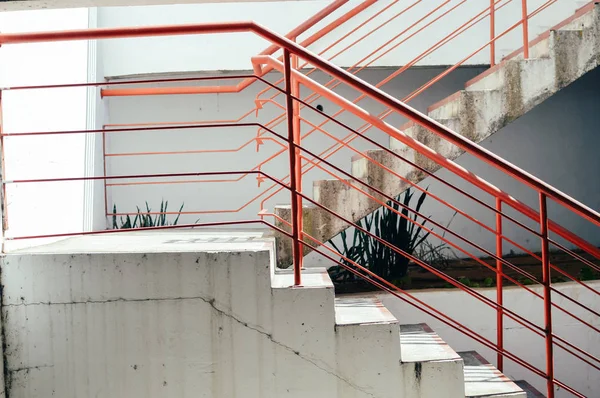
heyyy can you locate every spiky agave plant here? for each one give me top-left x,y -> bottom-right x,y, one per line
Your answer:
328,188 -> 432,284
112,200 -> 184,229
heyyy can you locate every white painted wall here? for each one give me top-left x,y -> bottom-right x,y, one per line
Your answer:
97,0 -> 584,77
374,280 -> 600,398
0,9 -> 90,247
103,66 -> 484,228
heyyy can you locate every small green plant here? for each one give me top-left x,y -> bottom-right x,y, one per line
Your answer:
112,200 -> 184,229
483,277 -> 494,287
414,239 -> 457,270
328,188 -> 455,285
457,277 -> 481,288
458,277 -> 471,285
328,188 -> 433,284
580,266 -> 600,281
517,277 -> 535,286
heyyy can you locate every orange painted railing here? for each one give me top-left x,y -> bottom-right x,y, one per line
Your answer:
98,0 -> 542,225
101,0 -> 481,219
1,9 -> 599,398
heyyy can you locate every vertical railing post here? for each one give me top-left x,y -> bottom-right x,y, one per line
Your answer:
539,193 -> 554,398
291,40 -> 304,260
102,128 -> 109,220
495,198 -> 503,371
522,0 -> 529,59
490,0 -> 496,66
283,48 -> 303,286
0,90 -> 6,250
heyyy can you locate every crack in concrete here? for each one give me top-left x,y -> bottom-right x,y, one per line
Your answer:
3,296 -> 210,307
5,294 -> 378,397
202,296 -> 378,398
8,365 -> 53,373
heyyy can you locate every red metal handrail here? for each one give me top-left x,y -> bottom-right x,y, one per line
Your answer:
2,17 -> 600,398
94,0 -> 507,227
251,53 -> 600,248
99,0 -> 375,97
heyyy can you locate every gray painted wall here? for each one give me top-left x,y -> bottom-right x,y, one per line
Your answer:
105,64 -> 600,262
408,65 -> 600,259
307,65 -> 600,269
104,66 -> 484,229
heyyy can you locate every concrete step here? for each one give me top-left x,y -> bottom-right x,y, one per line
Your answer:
514,380 -> 546,398
274,3 -> 600,272
459,351 -> 527,398
389,117 -> 461,158
334,297 -> 402,397
400,323 -> 465,398
350,149 -> 418,197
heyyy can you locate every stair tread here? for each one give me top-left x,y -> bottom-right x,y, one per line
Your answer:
514,380 -> 546,398
335,296 -> 397,326
459,351 -> 526,398
271,267 -> 333,289
399,323 -> 462,363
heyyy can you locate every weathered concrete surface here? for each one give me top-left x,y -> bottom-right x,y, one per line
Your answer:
399,324 -> 465,398
0,231 -> 410,398
375,280 -> 600,398
276,3 -> 600,266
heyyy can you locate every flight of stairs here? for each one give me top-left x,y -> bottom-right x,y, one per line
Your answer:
1,232 -> 545,397
274,2 -> 600,266
277,263 -> 541,397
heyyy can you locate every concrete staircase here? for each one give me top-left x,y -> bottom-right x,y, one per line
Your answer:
278,268 -> 536,398
0,231 -> 540,397
274,2 -> 600,266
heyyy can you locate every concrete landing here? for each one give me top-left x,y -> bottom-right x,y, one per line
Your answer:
5,229 -> 273,254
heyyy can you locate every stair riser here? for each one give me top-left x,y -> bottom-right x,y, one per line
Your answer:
336,323 -> 402,398
400,360 -> 465,398
271,285 -> 338,396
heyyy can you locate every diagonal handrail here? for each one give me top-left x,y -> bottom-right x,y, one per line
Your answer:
99,0 -> 374,97
2,19 -> 597,253
250,53 -> 600,252
2,20 -> 599,398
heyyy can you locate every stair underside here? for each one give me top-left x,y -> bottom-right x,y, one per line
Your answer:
274,2 -> 600,267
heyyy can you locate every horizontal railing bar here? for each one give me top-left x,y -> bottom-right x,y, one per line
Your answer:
294,190 -> 545,335
293,148 -> 600,337
1,74 -> 257,91
301,240 -> 550,380
549,238 -> 600,274
294,95 -> 543,239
